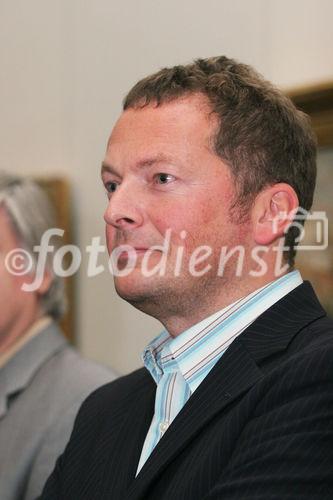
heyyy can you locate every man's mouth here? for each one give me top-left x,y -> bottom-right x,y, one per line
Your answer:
115,246 -> 156,260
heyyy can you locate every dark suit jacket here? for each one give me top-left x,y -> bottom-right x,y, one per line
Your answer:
40,282 -> 333,499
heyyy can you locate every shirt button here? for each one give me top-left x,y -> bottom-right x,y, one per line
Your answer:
159,421 -> 169,434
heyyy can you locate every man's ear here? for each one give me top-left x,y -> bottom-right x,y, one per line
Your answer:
35,268 -> 53,296
252,183 -> 299,246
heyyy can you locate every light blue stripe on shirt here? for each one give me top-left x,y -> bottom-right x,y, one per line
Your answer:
136,271 -> 303,475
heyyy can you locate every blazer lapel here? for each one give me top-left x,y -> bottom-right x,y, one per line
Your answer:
126,281 -> 326,499
0,323 -> 66,419
99,370 -> 156,497
240,281 -> 326,363
126,339 -> 262,499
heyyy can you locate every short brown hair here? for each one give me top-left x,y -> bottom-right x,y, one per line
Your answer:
124,56 -> 317,267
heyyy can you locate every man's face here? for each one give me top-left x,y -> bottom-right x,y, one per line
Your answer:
0,208 -> 39,350
102,94 -> 252,318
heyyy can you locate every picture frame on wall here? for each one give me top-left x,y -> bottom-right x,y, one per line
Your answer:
36,177 -> 75,342
289,82 -> 333,316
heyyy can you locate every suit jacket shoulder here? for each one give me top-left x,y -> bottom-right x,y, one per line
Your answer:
40,283 -> 333,500
0,322 -> 115,500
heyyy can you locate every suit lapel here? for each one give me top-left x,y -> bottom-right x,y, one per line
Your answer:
126,340 -> 261,499
99,370 -> 156,497
126,281 -> 326,499
119,372 -> 156,481
0,323 -> 66,418
240,281 -> 326,363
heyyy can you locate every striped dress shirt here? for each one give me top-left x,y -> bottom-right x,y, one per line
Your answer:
136,271 -> 303,475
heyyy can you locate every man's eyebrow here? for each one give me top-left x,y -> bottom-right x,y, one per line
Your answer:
101,155 -> 176,175
136,154 -> 175,168
101,162 -> 116,175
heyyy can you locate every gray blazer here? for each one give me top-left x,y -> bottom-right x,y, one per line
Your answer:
0,322 -> 115,500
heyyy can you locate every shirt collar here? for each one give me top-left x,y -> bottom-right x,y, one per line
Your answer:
143,271 -> 303,390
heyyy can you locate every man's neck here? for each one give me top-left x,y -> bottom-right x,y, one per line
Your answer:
158,274 -> 285,337
0,309 -> 44,355
0,315 -> 51,369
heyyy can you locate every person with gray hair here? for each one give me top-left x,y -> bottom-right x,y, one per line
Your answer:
0,173 -> 116,500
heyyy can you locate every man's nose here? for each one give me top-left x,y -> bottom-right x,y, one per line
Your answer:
103,183 -> 144,230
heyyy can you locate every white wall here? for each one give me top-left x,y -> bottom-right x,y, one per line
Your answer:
1,0 -> 332,374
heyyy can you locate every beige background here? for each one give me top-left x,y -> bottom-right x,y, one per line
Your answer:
1,0 -> 332,374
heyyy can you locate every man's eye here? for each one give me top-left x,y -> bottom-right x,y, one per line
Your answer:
154,173 -> 174,185
105,181 -> 118,193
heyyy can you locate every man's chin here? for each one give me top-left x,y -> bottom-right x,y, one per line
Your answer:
113,274 -> 154,303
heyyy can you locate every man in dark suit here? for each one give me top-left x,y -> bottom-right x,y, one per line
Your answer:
40,56 -> 333,499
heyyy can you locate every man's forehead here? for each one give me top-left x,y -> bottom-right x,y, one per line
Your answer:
106,96 -> 217,160
112,94 -> 213,131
